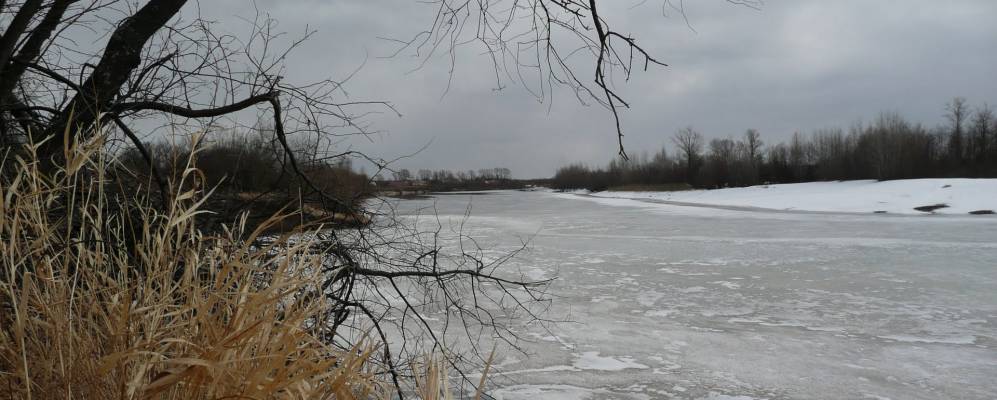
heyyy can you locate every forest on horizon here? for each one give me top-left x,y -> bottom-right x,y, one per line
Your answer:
552,97 -> 997,191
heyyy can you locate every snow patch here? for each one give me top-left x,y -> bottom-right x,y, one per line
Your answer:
490,384 -> 651,400
712,280 -> 741,289
645,309 -> 677,318
878,334 -> 976,345
590,179 -> 997,215
490,384 -> 596,400
572,351 -> 649,371
699,394 -> 764,400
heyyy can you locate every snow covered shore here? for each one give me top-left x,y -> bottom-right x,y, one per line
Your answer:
589,179 -> 997,215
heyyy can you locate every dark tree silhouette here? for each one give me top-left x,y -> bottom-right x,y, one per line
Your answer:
673,126 -> 704,183
970,104 -> 994,167
553,99 -> 997,191
946,97 -> 970,165
744,129 -> 764,166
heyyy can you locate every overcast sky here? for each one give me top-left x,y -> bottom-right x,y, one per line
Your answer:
200,0 -> 997,178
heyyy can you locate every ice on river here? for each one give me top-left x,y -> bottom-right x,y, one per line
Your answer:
390,189 -> 997,399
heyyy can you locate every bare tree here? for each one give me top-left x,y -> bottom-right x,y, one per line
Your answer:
743,129 -> 764,165
946,97 -> 969,164
705,137 -> 737,187
970,103 -> 994,166
397,0 -> 762,159
672,126 -> 703,183
0,0 -> 394,214
393,168 -> 412,181
496,167 -> 512,180
788,131 -> 812,181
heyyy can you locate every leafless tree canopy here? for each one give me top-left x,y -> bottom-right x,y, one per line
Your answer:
672,125 -> 704,178
367,0 -> 758,158
0,0 -> 765,190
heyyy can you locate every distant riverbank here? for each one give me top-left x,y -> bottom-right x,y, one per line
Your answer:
585,178 -> 997,215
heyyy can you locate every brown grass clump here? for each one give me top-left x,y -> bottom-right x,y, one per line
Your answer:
0,136 -> 394,399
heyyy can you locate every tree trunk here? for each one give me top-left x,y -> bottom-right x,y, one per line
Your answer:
0,0 -> 75,101
0,0 -> 44,73
38,0 -> 188,162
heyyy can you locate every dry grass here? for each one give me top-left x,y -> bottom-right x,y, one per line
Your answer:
0,136 -> 467,399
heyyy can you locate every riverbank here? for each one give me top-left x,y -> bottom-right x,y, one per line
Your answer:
588,179 -> 997,215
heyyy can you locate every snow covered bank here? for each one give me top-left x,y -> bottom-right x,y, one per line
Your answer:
590,179 -> 997,215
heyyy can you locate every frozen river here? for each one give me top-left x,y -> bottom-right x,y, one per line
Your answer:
390,190 -> 997,400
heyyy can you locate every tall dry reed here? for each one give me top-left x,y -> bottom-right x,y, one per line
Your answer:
0,135 -> 409,399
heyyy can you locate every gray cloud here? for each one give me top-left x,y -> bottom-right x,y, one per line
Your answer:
198,0 -> 997,178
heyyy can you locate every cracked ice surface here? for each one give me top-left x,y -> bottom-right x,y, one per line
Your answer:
389,190 -> 997,399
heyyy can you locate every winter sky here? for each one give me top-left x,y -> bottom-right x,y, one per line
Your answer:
198,1 -> 997,178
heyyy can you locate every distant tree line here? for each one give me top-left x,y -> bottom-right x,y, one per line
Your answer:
119,125 -> 372,214
377,167 -> 520,191
552,98 -> 997,190
384,167 -> 513,182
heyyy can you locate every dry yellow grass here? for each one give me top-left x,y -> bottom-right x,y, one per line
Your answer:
0,135 -> 469,399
